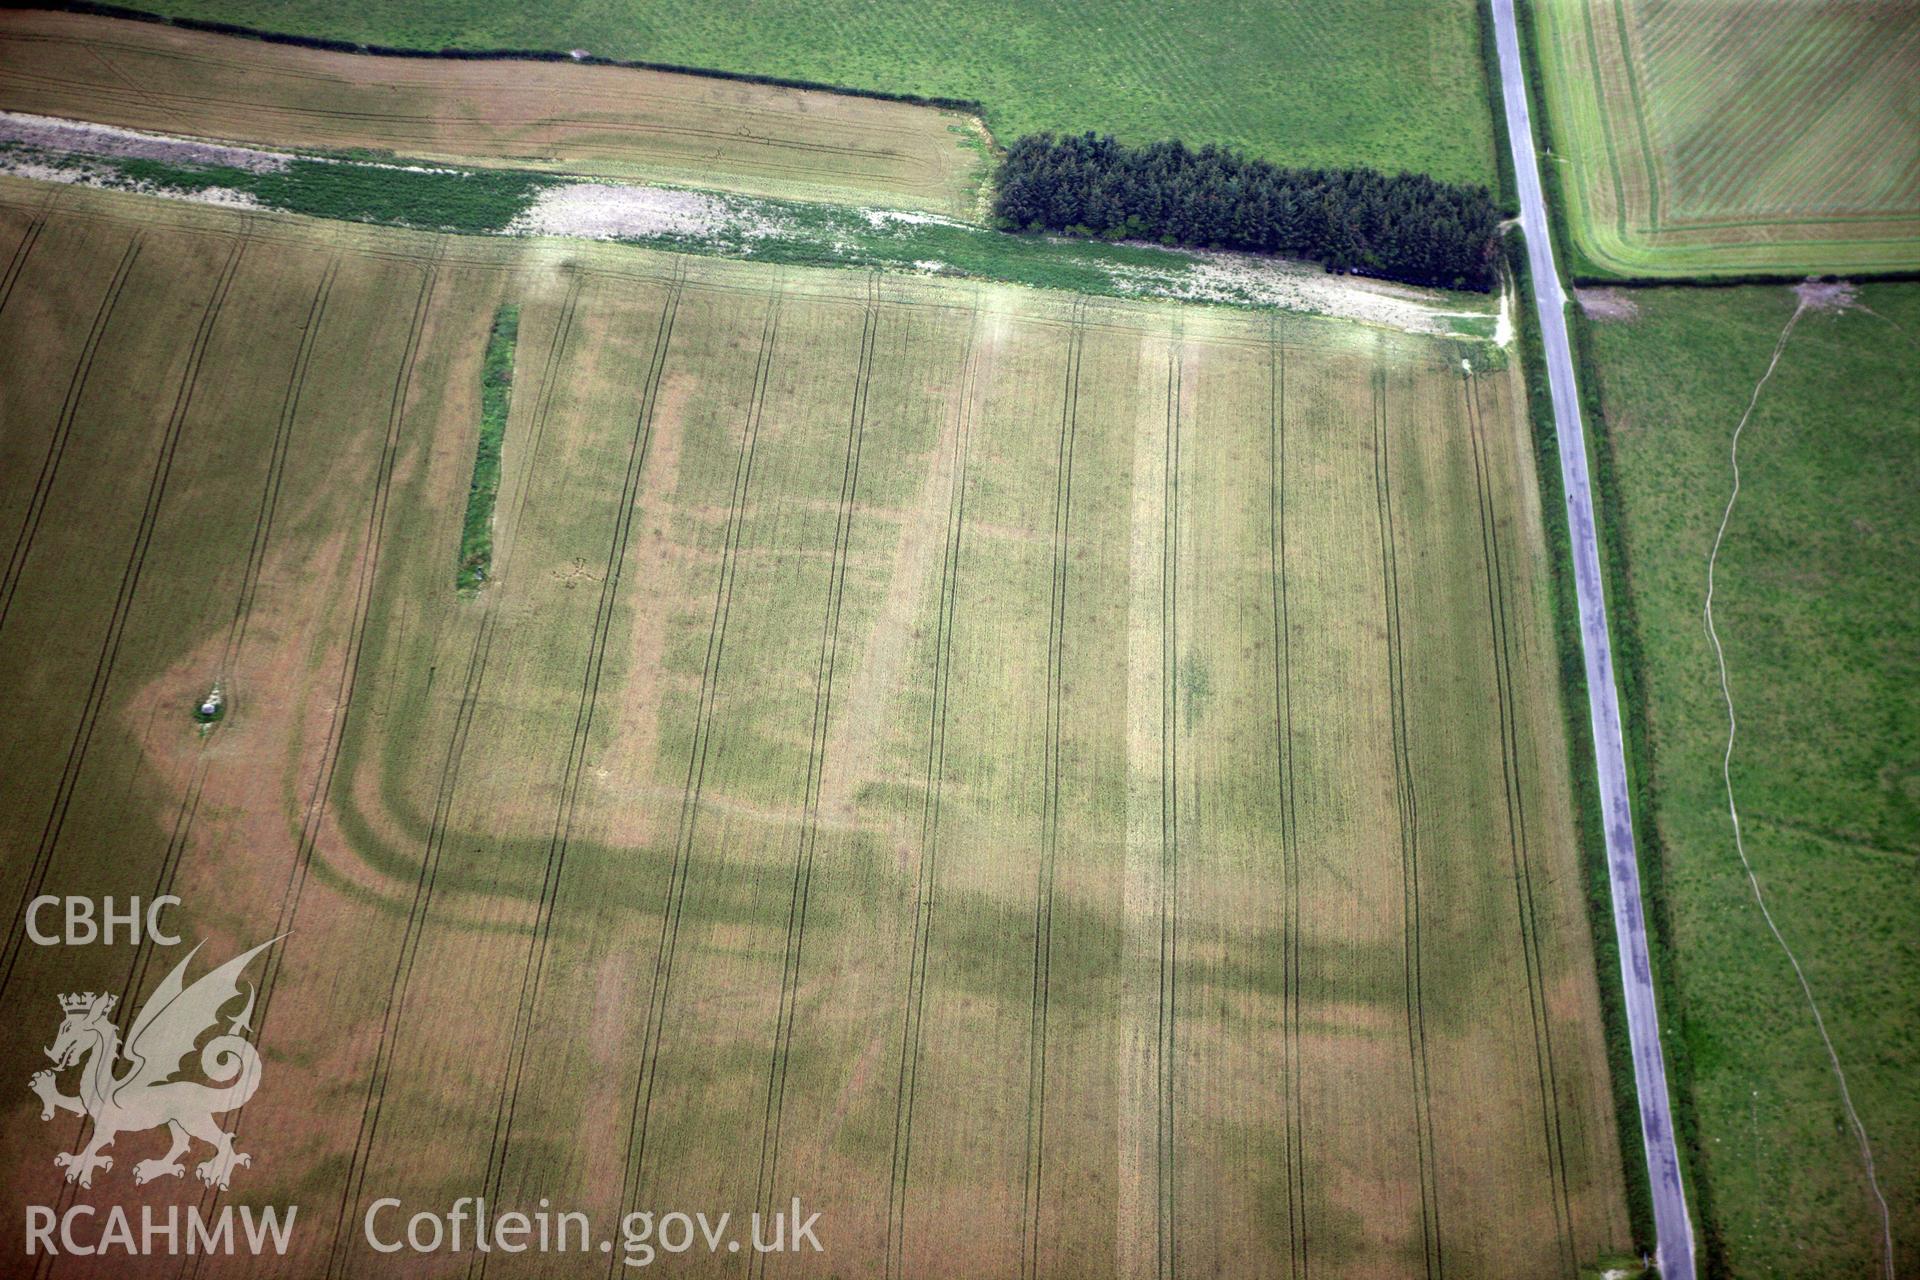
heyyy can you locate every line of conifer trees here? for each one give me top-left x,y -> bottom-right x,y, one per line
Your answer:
994,133 -> 1503,291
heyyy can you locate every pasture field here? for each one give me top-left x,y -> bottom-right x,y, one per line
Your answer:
1530,0 -> 1920,277
110,0 -> 1499,189
1585,285 -> 1920,1274
0,178 -> 1627,1277
0,10 -> 989,217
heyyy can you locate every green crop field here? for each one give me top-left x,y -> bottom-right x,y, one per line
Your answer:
0,178 -> 1628,1275
115,0 -> 1498,189
1532,0 -> 1920,277
1585,284 -> 1920,1275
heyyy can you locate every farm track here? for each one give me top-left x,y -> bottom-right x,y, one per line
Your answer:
474,264 -> 686,1280
0,234 -> 240,1006
616,287 -> 783,1250
321,265 -> 580,1280
747,276 -> 876,1279
883,303 -> 983,1280
1463,369 -> 1578,1274
1155,336 -> 1181,1280
1018,295 -> 1083,1280
1265,319 -> 1307,1280
1371,367 -> 1442,1279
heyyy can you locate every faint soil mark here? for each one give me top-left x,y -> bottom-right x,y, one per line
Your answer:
1574,287 -> 1639,321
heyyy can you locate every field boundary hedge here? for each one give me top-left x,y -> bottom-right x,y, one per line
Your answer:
27,2 -> 990,115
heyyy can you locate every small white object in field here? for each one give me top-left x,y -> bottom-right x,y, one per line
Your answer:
1461,358 -> 1472,374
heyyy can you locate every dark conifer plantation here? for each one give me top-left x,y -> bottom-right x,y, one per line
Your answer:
994,133 -> 1503,291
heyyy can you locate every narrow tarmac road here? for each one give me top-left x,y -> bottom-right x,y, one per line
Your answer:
1487,2 -> 1698,1275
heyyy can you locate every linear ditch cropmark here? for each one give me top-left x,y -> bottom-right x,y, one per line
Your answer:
321,268 -> 585,1280
1370,366 -> 1442,1280
1155,336 -> 1182,1280
750,276 -> 880,1280
244,246 -> 441,1054
0,235 -> 241,1006
1461,370 -> 1577,1270
0,235 -> 140,642
1019,294 -> 1084,1280
615,286 -> 783,1255
476,265 -> 686,1280
1265,317 -> 1308,1280
883,302 -> 984,1280
1701,301 -> 1893,1279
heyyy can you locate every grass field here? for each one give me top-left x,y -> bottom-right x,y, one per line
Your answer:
0,177 -> 1627,1275
1586,284 -> 1920,1274
1531,0 -> 1920,277
107,0 -> 1500,190
0,10 -> 990,217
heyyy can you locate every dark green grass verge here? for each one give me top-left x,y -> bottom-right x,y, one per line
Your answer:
99,154 -> 555,232
1503,233 -> 1657,1256
457,303 -> 517,594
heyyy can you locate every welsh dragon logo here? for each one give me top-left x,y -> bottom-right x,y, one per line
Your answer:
29,938 -> 278,1190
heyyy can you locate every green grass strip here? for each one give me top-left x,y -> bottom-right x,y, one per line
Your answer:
457,304 -> 518,594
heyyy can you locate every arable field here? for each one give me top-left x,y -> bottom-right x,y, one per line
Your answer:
0,178 -> 1628,1275
1532,0 -> 1920,277
113,0 -> 1499,189
0,10 -> 988,217
1586,284 -> 1920,1274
